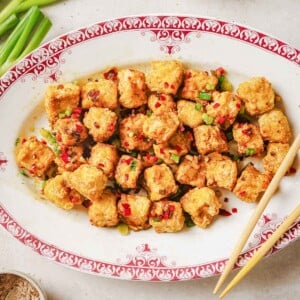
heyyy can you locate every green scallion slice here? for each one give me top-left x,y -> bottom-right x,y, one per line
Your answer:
194,103 -> 202,111
202,113 -> 214,125
199,91 -> 212,100
130,160 -> 137,171
170,153 -> 180,164
245,148 -> 255,156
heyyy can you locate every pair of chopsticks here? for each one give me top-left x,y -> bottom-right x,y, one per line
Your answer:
214,133 -> 300,298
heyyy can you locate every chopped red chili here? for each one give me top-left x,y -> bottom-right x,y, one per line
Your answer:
159,148 -> 165,154
217,116 -> 226,124
155,102 -> 161,108
232,207 -> 238,213
179,125 -> 185,132
159,94 -> 166,101
164,82 -> 169,88
60,151 -> 69,163
174,145 -> 182,153
219,208 -> 232,216
236,102 -> 241,109
108,123 -> 115,132
98,163 -> 105,168
103,69 -> 118,81
170,84 -> 175,89
213,103 -> 220,109
75,123 -> 83,132
242,128 -> 252,135
88,89 -> 100,101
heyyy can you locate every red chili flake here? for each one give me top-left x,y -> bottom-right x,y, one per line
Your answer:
215,67 -> 226,77
186,72 -> 192,79
288,167 -> 297,174
98,163 -> 105,168
124,141 -> 129,148
174,145 -> 182,152
163,211 -> 170,219
57,134 -> 62,142
41,140 -> 47,145
155,102 -> 161,108
72,107 -> 82,115
179,125 -> 185,132
170,84 -> 175,89
239,191 -> 246,196
29,164 -> 37,174
238,123 -> 244,128
213,103 -> 220,109
220,131 -> 227,141
236,102 -> 241,109
103,69 -> 118,81
232,207 -> 238,214
187,132 -> 194,141
217,116 -> 226,125
138,133 -> 144,140
159,148 -> 165,154
152,156 -> 158,162
164,82 -> 169,88
242,128 -> 252,136
168,205 -> 175,211
88,89 -> 100,101
124,174 -> 129,181
108,123 -> 115,132
219,209 -> 232,216
159,94 -> 166,101
75,123 -> 83,132
82,200 -> 92,208
21,138 -> 27,144
124,157 -> 133,165
202,100 -> 209,106
70,197 -> 80,204
60,151 -> 69,163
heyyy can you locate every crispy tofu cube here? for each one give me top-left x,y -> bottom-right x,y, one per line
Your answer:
180,187 -> 221,228
204,152 -> 237,190
119,114 -> 153,151
233,123 -> 264,156
193,125 -> 228,155
143,111 -> 179,143
65,164 -> 108,201
146,60 -> 183,95
177,100 -> 204,128
55,145 -> 86,173
118,194 -> 152,231
149,200 -> 184,233
53,118 -> 88,146
263,143 -> 289,175
44,83 -> 80,125
88,189 -> 119,227
83,107 -> 117,142
115,155 -> 143,189
258,109 -> 291,143
81,79 -> 118,110
17,136 -> 55,177
44,174 -> 83,210
175,155 -> 206,188
118,69 -> 147,108
148,93 -> 176,113
144,164 -> 178,201
237,77 -> 275,116
205,91 -> 242,129
233,164 -> 271,203
181,69 -> 218,101
88,143 -> 119,178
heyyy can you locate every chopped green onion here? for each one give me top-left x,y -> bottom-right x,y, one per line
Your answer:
117,223 -> 129,235
58,108 -> 72,119
202,113 -> 214,125
156,158 -> 163,164
0,14 -> 19,37
206,83 -> 215,90
129,150 -> 138,158
218,75 -> 233,92
151,217 -> 162,222
146,109 -> 152,117
239,105 -> 245,115
19,169 -> 28,177
225,131 -> 233,141
245,148 -> 255,156
111,138 -> 120,148
40,128 -> 60,155
194,103 -> 202,111
15,137 -> 20,146
199,91 -> 212,101
170,153 -> 180,164
184,214 -> 195,227
130,160 -> 137,171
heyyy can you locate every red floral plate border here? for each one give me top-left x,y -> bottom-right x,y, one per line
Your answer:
0,15 -> 299,281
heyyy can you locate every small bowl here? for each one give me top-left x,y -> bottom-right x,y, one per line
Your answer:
0,271 -> 47,300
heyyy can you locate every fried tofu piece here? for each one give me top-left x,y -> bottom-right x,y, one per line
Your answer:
53,118 -> 88,146
55,145 -> 86,173
44,83 -> 80,125
83,107 -> 117,142
44,174 -> 83,210
146,60 -> 184,95
142,111 -> 179,143
118,69 -> 147,108
193,125 -> 228,155
181,69 -> 218,101
177,99 -> 203,128
65,164 -> 108,201
175,155 -> 206,188
205,91 -> 242,129
232,122 -> 264,156
144,164 -> 178,201
114,155 -> 143,189
88,143 -> 119,178
258,109 -> 291,143
88,189 -> 119,227
180,187 -> 221,228
81,79 -> 118,110
263,143 -> 290,175
237,77 -> 275,116
204,152 -> 237,190
148,93 -> 176,113
149,200 -> 184,233
119,114 -> 153,151
17,136 -> 55,177
118,194 -> 152,231
233,164 -> 271,203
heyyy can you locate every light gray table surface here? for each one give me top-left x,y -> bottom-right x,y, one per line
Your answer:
0,1 -> 299,299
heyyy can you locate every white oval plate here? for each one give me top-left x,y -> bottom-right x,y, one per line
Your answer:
0,15 -> 299,281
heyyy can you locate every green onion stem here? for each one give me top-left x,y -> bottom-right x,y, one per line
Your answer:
0,14 -> 19,36
0,0 -> 24,24
15,0 -> 58,13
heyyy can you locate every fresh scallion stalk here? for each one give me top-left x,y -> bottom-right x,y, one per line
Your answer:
0,14 -> 19,36
15,0 -> 58,13
0,0 -> 23,25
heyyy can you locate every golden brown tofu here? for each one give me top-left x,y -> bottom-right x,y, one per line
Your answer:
81,79 -> 118,110
142,111 -> 179,143
118,69 -> 147,108
65,164 -> 108,201
205,91 -> 242,129
263,143 -> 289,175
181,69 -> 218,101
114,155 -> 143,189
144,164 -> 178,201
53,118 -> 88,146
193,125 -> 228,155
177,100 -> 203,128
180,187 -> 221,228
88,189 -> 119,227
146,60 -> 184,95
148,93 -> 176,113
258,109 -> 291,143
88,143 -> 119,178
83,107 -> 117,142
237,77 -> 275,116
232,122 -> 264,156
204,152 -> 237,191
118,194 -> 152,231
119,114 -> 153,151
233,164 -> 271,203
44,174 -> 83,210
17,136 -> 55,177
175,155 -> 206,188
44,83 -> 80,125
55,145 -> 86,173
149,200 -> 184,233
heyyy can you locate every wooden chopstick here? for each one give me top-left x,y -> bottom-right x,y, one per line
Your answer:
213,133 -> 300,294
219,203 -> 300,298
